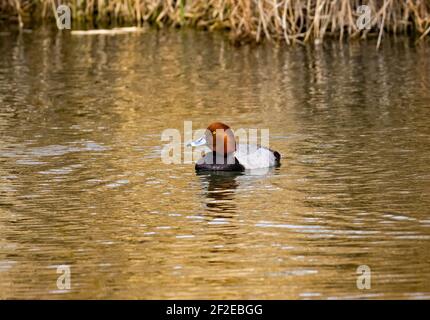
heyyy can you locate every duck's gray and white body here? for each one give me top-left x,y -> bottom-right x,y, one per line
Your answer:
235,144 -> 280,169
196,144 -> 281,171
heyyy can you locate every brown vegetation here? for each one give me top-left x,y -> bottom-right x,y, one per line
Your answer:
1,0 -> 430,46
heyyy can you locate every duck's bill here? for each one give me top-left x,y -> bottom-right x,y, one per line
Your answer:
187,136 -> 207,147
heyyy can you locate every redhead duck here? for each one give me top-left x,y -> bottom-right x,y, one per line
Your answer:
188,122 -> 281,172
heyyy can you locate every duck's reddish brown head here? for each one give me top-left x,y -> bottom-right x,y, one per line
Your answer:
188,122 -> 236,155
205,122 -> 236,155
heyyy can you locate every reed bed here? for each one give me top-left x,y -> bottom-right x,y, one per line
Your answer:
1,0 -> 430,45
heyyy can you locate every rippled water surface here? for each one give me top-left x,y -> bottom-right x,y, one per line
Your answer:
0,28 -> 429,299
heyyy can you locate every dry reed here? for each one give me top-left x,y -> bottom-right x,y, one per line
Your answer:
1,0 -> 429,45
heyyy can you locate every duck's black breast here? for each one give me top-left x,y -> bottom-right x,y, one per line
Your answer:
195,152 -> 245,172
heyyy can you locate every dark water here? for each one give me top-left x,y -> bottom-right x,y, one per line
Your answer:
0,27 -> 429,299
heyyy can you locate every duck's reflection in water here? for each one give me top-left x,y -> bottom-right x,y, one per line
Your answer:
197,171 -> 243,216
196,170 -> 281,261
196,172 -> 243,257
197,168 -> 281,217
196,169 -> 280,260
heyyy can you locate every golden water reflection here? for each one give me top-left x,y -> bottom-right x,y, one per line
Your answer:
0,27 -> 429,299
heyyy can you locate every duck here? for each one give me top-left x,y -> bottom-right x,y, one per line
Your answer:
188,122 -> 281,171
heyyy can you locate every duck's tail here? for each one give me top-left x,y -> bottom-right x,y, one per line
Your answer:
269,149 -> 281,166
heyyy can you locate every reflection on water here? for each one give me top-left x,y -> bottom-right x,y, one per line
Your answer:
0,27 -> 429,299
198,172 -> 242,215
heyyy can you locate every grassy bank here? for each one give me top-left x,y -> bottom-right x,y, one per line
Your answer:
2,0 -> 430,45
